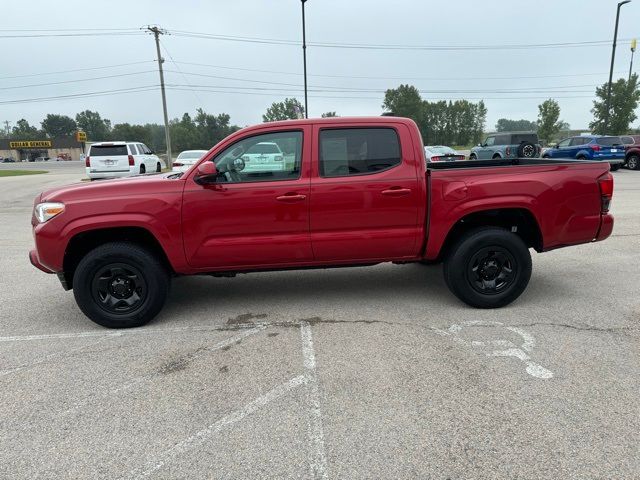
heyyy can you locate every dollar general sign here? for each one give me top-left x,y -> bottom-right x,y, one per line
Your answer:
9,141 -> 52,148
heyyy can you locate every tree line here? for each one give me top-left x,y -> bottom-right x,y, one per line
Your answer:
2,73 -> 637,151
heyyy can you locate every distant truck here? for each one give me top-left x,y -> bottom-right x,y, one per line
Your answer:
30,117 -> 614,328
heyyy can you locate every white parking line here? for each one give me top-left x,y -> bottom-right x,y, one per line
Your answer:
61,326 -> 266,415
0,324 -> 257,343
300,322 -> 329,480
129,374 -> 309,480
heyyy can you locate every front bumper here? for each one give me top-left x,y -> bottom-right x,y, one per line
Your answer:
29,249 -> 54,273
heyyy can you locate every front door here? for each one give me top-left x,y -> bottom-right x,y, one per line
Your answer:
478,136 -> 496,159
309,124 -> 421,262
182,128 -> 313,270
551,138 -> 572,158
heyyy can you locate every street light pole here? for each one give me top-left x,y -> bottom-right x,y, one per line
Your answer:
605,0 -> 631,131
630,38 -> 637,81
301,0 -> 308,119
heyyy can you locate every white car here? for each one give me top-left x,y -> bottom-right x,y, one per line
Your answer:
86,141 -> 163,180
424,146 -> 465,163
241,142 -> 286,172
172,150 -> 208,173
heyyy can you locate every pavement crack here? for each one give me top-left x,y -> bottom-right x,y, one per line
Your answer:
512,322 -> 637,334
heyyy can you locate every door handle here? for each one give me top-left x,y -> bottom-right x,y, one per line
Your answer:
276,194 -> 307,202
381,188 -> 411,197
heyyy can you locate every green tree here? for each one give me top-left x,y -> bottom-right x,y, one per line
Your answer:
495,118 -> 537,132
170,113 -> 199,152
589,74 -> 640,134
75,110 -> 111,141
41,114 -> 76,137
263,98 -> 305,122
536,99 -> 565,143
11,119 -> 40,138
111,123 -> 153,146
382,85 -> 423,123
194,109 -> 240,148
321,111 -> 338,118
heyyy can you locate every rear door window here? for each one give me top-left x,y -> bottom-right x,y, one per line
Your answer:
319,128 -> 401,177
89,145 -> 128,156
494,135 -> 509,145
129,144 -> 139,155
596,137 -> 623,146
570,137 -> 588,146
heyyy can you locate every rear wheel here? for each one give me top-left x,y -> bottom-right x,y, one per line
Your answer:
443,227 -> 532,308
627,155 -> 639,170
139,164 -> 146,175
156,162 -> 161,172
576,155 -> 586,160
610,164 -> 621,171
73,242 -> 170,328
492,154 -> 501,159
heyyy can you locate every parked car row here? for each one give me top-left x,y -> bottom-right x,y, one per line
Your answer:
542,135 -> 625,170
85,141 -> 164,180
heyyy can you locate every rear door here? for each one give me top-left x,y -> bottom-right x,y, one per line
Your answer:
309,124 -> 421,261
88,144 -> 130,173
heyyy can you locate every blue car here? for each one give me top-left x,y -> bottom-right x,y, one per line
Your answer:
542,135 -> 625,170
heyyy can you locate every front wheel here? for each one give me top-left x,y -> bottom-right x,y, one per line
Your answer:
443,227 -> 532,308
469,154 -> 477,161
73,242 -> 170,328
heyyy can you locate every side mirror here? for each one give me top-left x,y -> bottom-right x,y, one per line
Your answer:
194,162 -> 218,184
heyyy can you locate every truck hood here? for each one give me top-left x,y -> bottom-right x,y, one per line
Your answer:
40,173 -> 182,202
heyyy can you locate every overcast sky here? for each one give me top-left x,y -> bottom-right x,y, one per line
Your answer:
2,0 -> 639,133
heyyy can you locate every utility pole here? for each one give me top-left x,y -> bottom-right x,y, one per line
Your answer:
3,120 -> 10,137
146,25 -> 172,165
605,0 -> 631,131
301,0 -> 309,118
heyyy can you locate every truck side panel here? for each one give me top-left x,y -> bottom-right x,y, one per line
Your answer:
425,162 -> 611,260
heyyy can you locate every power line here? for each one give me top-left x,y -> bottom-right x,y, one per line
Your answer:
169,29 -> 636,51
0,86 -> 159,105
0,31 -> 144,38
0,70 -> 156,90
0,61 -> 154,80
172,60 -> 625,82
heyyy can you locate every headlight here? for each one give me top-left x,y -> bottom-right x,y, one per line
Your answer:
34,202 -> 65,223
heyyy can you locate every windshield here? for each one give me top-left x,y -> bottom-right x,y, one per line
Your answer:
90,145 -> 128,156
177,151 -> 207,160
246,143 -> 281,154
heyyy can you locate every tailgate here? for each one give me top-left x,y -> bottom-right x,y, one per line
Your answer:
89,145 -> 130,172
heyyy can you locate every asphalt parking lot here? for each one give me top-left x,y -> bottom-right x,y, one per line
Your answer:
1,162 -> 639,479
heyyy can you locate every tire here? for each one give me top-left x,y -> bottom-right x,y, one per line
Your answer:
627,155 -> 639,170
576,155 -> 586,160
139,164 -> 146,175
542,155 -> 550,159
610,164 -> 621,172
492,154 -> 501,160
469,154 -> 477,161
517,142 -> 536,158
73,242 -> 170,328
156,162 -> 162,172
443,227 -> 532,309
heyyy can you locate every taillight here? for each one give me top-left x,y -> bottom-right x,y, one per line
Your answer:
172,162 -> 183,167
431,156 -> 442,161
128,155 -> 135,166
458,156 -> 465,160
506,146 -> 511,156
591,144 -> 601,152
85,156 -> 90,167
598,172 -> 614,213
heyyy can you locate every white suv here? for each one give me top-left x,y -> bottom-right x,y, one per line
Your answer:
86,141 -> 164,180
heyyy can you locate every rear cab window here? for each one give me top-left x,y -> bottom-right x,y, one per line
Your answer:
89,145 -> 128,156
511,134 -> 538,144
319,128 -> 401,177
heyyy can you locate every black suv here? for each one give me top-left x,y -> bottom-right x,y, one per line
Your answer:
470,132 -> 541,160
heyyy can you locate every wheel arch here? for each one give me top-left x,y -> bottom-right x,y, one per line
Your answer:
62,226 -> 175,290
436,207 -> 543,261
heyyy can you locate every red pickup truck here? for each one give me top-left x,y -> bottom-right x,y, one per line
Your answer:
30,117 -> 614,328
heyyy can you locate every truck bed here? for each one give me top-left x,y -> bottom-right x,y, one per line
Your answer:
427,157 -> 606,170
